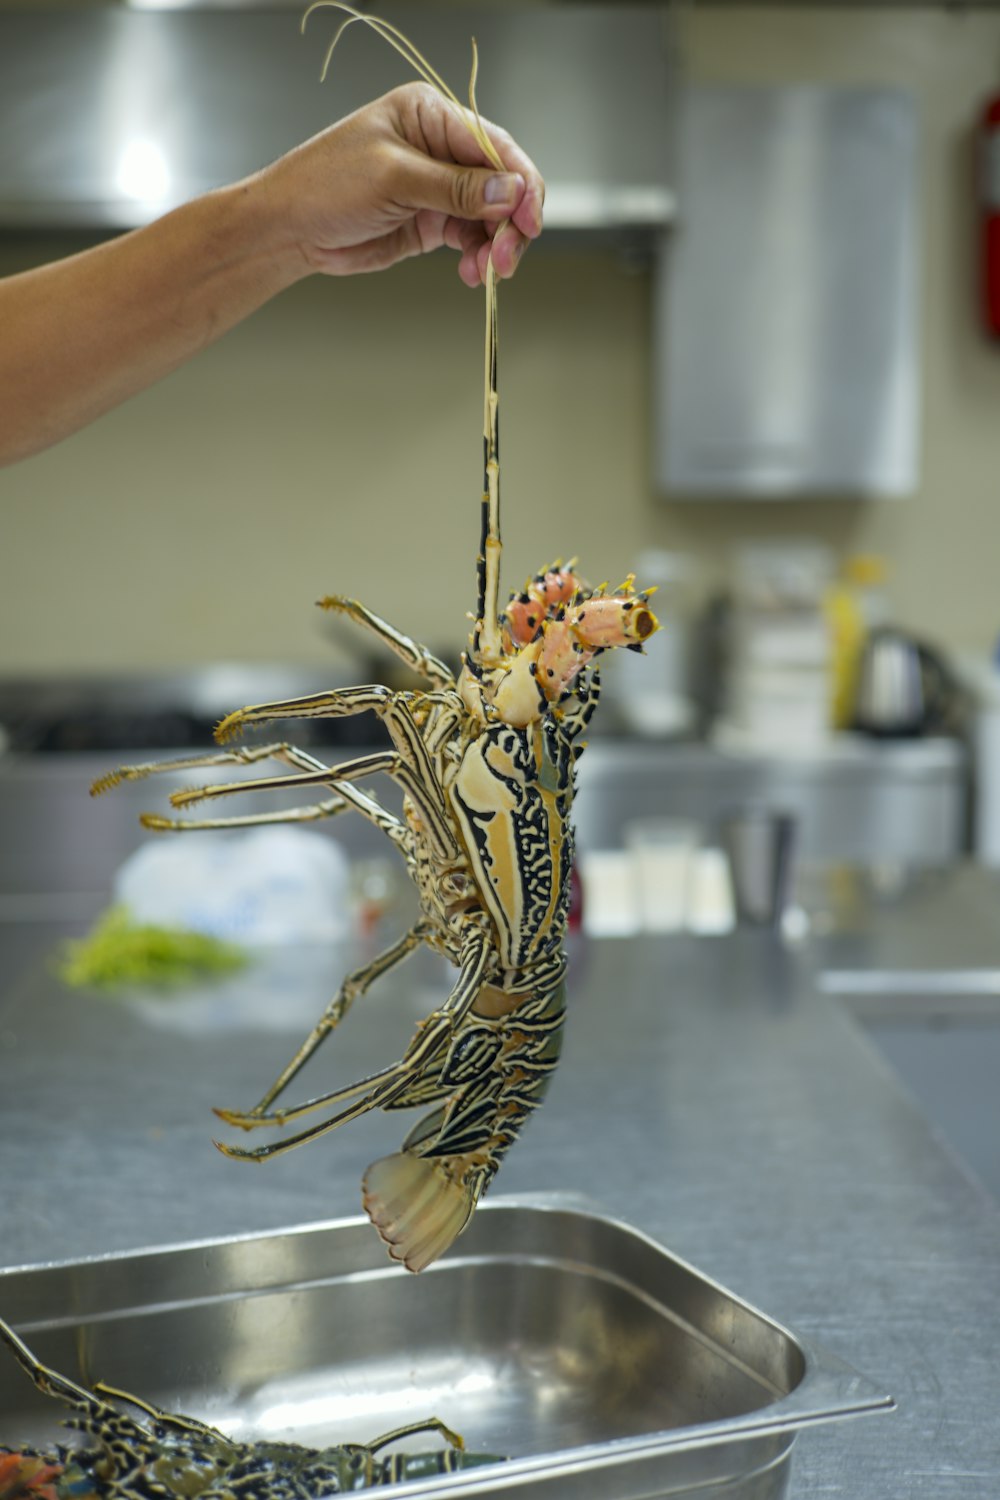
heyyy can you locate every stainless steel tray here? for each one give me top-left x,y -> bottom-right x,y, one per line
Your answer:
0,1196 -> 892,1500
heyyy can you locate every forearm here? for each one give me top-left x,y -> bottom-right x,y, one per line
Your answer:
0,84 -> 542,469
0,175 -> 308,468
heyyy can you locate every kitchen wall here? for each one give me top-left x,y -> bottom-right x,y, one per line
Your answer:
0,243 -> 649,673
660,4 -> 1000,661
2,5 -> 1000,676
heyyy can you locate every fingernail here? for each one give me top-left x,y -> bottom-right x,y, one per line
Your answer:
485,172 -> 524,206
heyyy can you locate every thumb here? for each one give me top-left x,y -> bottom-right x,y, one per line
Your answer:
405,155 -> 526,222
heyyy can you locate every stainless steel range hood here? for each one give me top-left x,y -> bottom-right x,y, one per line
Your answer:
0,4 -> 674,232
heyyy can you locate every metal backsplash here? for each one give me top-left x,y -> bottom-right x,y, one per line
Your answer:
0,5 -> 674,231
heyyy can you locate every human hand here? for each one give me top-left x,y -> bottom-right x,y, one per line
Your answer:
259,82 -> 544,286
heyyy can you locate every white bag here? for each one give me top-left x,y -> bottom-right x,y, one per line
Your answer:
113,826 -> 351,947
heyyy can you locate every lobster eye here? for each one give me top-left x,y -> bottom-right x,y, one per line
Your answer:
634,609 -> 656,639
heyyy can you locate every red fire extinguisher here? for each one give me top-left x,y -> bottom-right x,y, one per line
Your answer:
981,93 -> 1000,337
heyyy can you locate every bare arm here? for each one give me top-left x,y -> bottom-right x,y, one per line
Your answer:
0,83 -> 543,469
0,187 -> 300,467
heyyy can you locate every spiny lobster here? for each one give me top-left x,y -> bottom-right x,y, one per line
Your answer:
0,1314 -> 503,1498
91,8 -> 659,1273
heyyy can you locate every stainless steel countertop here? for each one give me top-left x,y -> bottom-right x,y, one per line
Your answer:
804,860 -> 1000,979
1,889 -> 999,1495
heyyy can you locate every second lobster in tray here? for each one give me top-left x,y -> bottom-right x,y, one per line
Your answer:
93,256 -> 659,1274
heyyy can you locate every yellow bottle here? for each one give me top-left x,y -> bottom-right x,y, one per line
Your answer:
825,555 -> 888,730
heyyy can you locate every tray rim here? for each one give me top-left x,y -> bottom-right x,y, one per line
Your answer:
0,1193 -> 895,1499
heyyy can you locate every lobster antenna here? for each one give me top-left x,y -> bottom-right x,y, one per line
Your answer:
302,4 -> 504,169
302,2 -> 507,665
478,256 -> 501,664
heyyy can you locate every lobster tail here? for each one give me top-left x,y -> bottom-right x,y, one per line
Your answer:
362,1152 -> 477,1273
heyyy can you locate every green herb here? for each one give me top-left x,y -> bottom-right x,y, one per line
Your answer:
56,906 -> 249,990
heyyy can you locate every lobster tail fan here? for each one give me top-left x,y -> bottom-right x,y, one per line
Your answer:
362,1153 -> 476,1273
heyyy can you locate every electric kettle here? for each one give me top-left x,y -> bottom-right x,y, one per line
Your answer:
853,627 -> 954,737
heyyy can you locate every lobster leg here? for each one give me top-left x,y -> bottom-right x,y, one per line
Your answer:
215,683 -> 397,742
91,740 -> 338,796
0,1316 -> 102,1418
214,928 -> 491,1157
0,1314 -> 230,1452
141,795 -> 368,835
364,1418 -> 465,1454
421,696 -> 465,753
171,748 -> 456,862
93,740 -> 409,847
220,922 -> 434,1126
318,596 -> 455,689
211,692 -> 457,843
196,691 -> 458,857
143,781 -> 405,848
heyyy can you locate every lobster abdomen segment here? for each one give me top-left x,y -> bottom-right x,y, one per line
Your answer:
362,979 -> 566,1272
